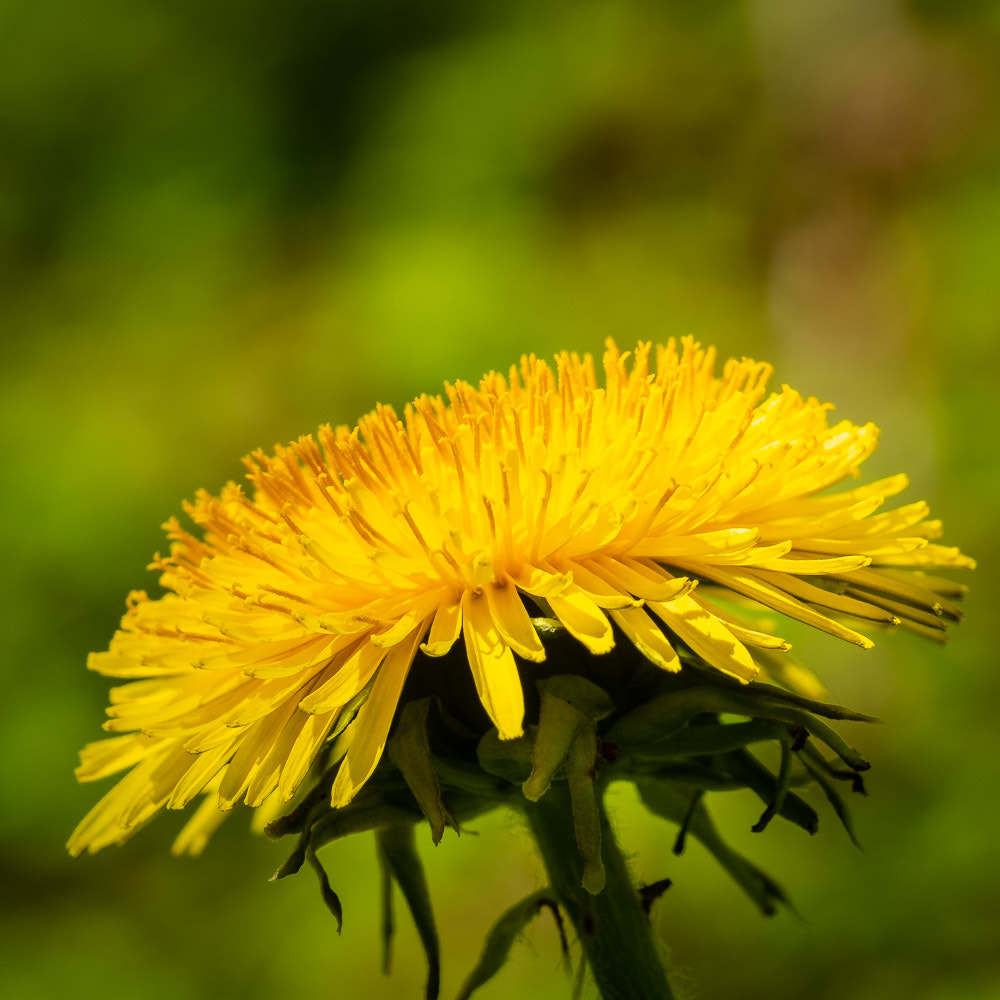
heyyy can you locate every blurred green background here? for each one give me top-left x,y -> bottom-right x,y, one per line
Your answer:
3,0 -> 999,997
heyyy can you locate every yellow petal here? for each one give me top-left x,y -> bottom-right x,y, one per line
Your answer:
638,527 -> 759,560
686,592 -> 791,650
749,554 -> 870,574
515,565 -> 573,597
171,792 -> 229,857
76,733 -> 161,782
556,560 -> 639,609
648,594 -> 758,682
279,710 -> 339,802
683,564 -> 875,649
753,570 -> 900,624
461,590 -> 526,739
370,611 -> 425,648
486,581 -> 545,662
169,743 -> 235,810
588,555 -> 693,601
331,628 -> 424,807
298,639 -> 386,715
547,591 -> 614,654
608,606 -> 679,671
420,598 -> 463,657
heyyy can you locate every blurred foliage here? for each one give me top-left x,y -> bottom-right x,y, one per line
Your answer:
2,0 -> 999,997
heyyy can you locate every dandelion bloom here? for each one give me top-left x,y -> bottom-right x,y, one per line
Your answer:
69,339 -> 972,856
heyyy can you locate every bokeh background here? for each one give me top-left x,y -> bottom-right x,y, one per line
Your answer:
3,0 -> 999,997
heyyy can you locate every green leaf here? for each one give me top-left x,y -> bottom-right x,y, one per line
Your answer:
455,889 -> 563,1000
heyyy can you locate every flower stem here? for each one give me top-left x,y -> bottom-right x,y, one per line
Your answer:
522,782 -> 676,1000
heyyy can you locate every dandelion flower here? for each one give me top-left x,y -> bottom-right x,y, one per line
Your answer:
69,338 -> 972,856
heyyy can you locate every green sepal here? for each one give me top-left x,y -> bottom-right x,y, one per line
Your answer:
455,888 -> 565,1000
329,674 -> 378,741
672,790 -> 703,855
376,825 -> 441,1000
521,688 -> 581,802
270,788 -> 422,883
522,676 -> 613,802
265,763 -> 341,839
606,677 -> 877,749
628,717 -> 791,759
305,796 -> 423,857
799,746 -> 863,848
542,674 -> 617,719
531,616 -> 565,638
632,760 -> 744,792
724,677 -> 880,725
605,685 -> 720,746
750,728 -> 794,833
636,777 -> 788,916
377,838 -> 395,974
520,677 -> 615,894
564,732 -> 605,894
477,727 -> 535,783
431,755 -> 515,798
639,878 -> 673,914
711,746 -> 820,834
305,840 -> 344,933
387,699 -> 458,845
799,741 -> 868,795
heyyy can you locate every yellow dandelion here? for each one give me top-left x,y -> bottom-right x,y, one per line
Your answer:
68,338 -> 973,856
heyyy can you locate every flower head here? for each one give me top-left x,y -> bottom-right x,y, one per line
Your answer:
69,338 -> 972,856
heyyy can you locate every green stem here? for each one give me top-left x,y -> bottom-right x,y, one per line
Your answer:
522,782 -> 676,1000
